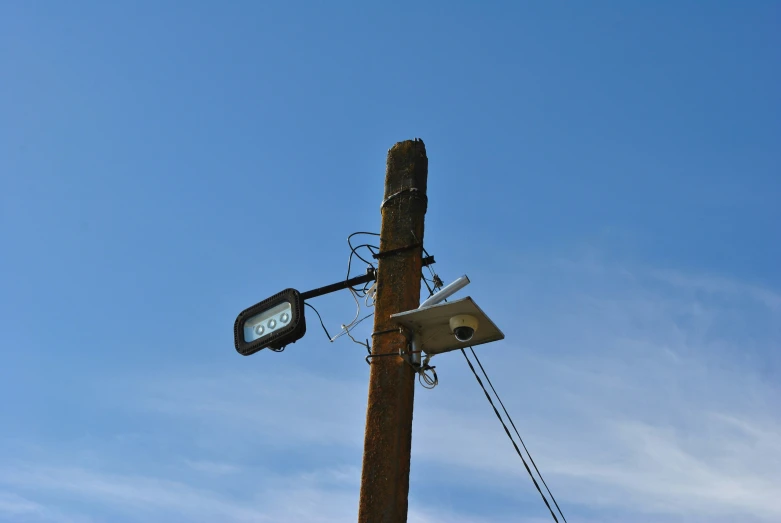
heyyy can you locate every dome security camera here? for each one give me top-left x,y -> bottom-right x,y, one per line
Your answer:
391,296 -> 504,356
450,314 -> 479,343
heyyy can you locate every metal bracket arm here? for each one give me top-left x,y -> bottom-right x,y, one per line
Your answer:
300,255 -> 435,301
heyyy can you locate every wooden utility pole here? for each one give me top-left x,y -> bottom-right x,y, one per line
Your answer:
358,139 -> 428,522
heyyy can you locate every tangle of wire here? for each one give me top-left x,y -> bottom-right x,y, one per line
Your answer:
306,232 -> 439,388
308,233 -> 566,518
306,232 -> 380,351
415,247 -> 442,389
422,268 -> 567,523
345,232 -> 438,387
417,354 -> 438,389
346,231 -> 380,298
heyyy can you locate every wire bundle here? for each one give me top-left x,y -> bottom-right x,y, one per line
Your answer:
307,231 -> 567,519
421,267 -> 568,522
306,232 -> 380,349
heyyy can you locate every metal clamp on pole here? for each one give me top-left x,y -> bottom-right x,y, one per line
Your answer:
380,187 -> 428,210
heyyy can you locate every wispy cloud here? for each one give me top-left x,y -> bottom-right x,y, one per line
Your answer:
414,256 -> 781,521
183,459 -> 240,475
0,467 -> 271,522
2,254 -> 778,522
0,491 -> 42,517
651,268 -> 781,311
0,490 -> 95,523
0,465 -> 366,523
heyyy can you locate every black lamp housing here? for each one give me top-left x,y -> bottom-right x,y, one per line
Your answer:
234,288 -> 306,356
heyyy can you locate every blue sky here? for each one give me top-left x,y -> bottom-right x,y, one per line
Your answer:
1,2 -> 779,522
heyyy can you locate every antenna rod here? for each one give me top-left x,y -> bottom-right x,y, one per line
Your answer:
419,274 -> 470,308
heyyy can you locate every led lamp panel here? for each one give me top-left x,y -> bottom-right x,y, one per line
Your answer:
234,288 -> 306,355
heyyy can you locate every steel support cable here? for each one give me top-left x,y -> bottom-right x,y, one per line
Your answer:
468,347 -> 568,523
422,267 -> 566,521
461,348 -> 560,523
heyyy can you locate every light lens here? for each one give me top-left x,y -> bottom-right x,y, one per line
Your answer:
243,301 -> 293,342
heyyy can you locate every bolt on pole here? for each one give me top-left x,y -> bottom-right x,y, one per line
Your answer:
358,139 -> 428,523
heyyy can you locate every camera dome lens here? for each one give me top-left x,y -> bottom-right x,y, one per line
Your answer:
454,326 -> 474,342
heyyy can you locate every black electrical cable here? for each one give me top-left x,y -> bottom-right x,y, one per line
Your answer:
421,274 -> 435,296
304,232 -> 380,345
418,239 -> 440,284
344,313 -> 375,353
304,302 -> 332,341
424,265 -> 563,519
348,231 -> 380,243
347,243 -> 378,271
347,232 -> 380,267
347,233 -> 379,261
345,235 -> 379,295
461,348 -> 560,522
349,254 -> 376,295
469,347 -> 568,523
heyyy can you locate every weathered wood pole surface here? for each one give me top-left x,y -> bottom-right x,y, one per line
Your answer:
358,139 -> 428,522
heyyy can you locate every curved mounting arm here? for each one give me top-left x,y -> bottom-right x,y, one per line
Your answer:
300,255 -> 436,301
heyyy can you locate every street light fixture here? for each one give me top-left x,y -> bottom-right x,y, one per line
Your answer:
233,256 -> 435,356
233,288 -> 306,355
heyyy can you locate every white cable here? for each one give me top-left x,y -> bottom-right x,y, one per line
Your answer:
330,288 -> 362,342
418,354 -> 438,388
364,281 -> 377,308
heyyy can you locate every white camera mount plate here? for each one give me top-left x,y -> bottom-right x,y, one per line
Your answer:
390,297 -> 504,356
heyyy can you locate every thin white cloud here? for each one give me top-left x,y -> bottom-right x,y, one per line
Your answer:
127,370 -> 369,451
183,459 -> 240,475
2,255 -> 778,522
651,268 -> 781,311
0,490 -> 95,523
0,465 -> 366,523
408,505 -> 551,523
116,257 -> 778,521
0,467 -> 271,523
0,491 -> 41,516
